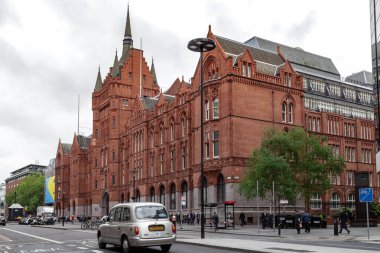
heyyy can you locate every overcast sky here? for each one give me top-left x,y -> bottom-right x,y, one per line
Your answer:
0,0 -> 372,184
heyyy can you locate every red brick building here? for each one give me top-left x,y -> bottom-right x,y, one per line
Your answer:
55,7 -> 378,220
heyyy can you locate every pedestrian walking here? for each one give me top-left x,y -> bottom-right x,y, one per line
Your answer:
212,212 -> 219,232
295,210 -> 302,234
261,210 -> 268,229
239,211 -> 246,227
302,210 -> 311,233
339,210 -> 350,234
196,212 -> 200,224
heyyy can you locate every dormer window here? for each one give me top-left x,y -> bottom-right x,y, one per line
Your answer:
242,62 -> 247,77
247,64 -> 252,78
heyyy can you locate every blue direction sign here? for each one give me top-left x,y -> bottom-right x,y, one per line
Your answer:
359,188 -> 374,202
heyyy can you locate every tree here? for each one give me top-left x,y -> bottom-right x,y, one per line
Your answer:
240,127 -> 345,209
5,173 -> 44,213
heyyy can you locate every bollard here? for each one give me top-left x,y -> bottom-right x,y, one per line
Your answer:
334,219 -> 338,236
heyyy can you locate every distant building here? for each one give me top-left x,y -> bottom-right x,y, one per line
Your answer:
0,183 -> 5,216
4,164 -> 46,217
5,164 -> 46,193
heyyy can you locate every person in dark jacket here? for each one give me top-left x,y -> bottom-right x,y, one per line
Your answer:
212,212 -> 219,231
302,210 -> 311,233
239,211 -> 246,227
339,210 -> 350,234
260,210 -> 268,229
295,210 -> 302,234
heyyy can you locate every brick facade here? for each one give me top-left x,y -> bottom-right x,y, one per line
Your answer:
55,8 -> 378,220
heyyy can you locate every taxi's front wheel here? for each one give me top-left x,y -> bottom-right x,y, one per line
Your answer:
97,233 -> 106,249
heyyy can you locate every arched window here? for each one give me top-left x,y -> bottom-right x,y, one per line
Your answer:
170,122 -> 174,141
213,98 -> 219,119
170,183 -> 176,210
205,101 -> 210,121
311,193 -> 322,209
150,187 -> 155,202
282,102 -> 287,122
217,175 -> 225,202
330,192 -> 340,209
159,185 -> 165,205
199,176 -> 208,204
288,103 -> 293,123
347,193 -> 355,209
181,181 -> 188,209
160,125 -> 164,145
181,117 -> 186,137
150,128 -> 154,148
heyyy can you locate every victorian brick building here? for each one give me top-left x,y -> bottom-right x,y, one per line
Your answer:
55,7 -> 378,220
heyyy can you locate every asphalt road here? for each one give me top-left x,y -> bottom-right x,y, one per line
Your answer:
0,224 -> 246,253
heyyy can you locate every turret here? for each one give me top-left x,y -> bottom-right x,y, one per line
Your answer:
111,50 -> 120,78
94,66 -> 103,91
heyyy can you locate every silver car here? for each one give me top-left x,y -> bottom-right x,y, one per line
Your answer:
97,202 -> 176,253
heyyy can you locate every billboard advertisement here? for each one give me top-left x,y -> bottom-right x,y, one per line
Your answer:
45,176 -> 55,204
44,159 -> 55,205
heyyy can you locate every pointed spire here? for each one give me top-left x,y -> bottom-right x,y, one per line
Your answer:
120,4 -> 133,65
151,57 -> 157,84
94,65 -> 103,91
111,49 -> 120,77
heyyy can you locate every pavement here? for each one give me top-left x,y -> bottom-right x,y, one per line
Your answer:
19,221 -> 380,253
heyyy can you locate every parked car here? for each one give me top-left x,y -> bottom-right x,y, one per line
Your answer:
0,216 -> 6,226
97,202 -> 176,253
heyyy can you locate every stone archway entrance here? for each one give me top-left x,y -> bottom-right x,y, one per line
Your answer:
101,192 -> 110,216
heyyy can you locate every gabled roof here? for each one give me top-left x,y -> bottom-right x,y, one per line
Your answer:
164,78 -> 181,96
215,35 -> 284,66
62,143 -> 72,155
246,36 -> 340,76
141,96 -> 158,111
77,135 -> 91,149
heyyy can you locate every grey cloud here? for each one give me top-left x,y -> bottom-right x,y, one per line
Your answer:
285,11 -> 316,44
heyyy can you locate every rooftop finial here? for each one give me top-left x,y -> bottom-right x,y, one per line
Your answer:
94,65 -> 103,91
120,3 -> 133,65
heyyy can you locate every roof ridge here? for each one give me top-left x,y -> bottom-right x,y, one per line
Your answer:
252,36 -> 334,61
215,34 -> 280,57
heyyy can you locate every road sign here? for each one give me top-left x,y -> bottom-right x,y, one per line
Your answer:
359,188 -> 374,203
280,199 -> 288,205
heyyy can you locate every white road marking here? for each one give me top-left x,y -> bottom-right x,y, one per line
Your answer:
0,228 -> 62,244
0,233 -> 12,242
73,229 -> 97,234
77,247 -> 88,250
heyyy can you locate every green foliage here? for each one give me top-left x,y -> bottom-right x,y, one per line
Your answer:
240,127 -> 345,208
370,202 -> 380,217
5,173 -> 44,213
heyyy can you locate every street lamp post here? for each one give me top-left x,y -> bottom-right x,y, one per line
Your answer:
132,168 -> 136,202
188,37 -> 216,239
14,191 -> 17,203
62,192 -> 65,227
